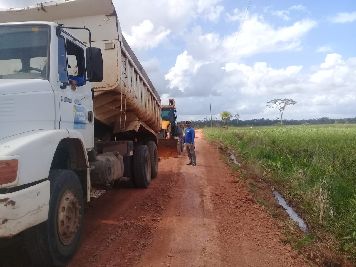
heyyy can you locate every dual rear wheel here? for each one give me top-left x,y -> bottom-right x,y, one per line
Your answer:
133,141 -> 158,188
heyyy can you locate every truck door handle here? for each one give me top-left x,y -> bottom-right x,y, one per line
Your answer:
88,111 -> 94,123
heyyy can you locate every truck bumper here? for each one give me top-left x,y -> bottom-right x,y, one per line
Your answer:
0,180 -> 50,238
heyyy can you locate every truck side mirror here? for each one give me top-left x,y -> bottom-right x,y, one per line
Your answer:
86,47 -> 103,82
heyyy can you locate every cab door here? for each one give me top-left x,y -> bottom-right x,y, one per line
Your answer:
56,34 -> 94,150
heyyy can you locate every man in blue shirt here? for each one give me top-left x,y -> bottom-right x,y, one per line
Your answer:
184,121 -> 196,166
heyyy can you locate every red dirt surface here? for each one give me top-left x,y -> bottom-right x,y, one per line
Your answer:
69,130 -> 310,267
0,130 -> 312,267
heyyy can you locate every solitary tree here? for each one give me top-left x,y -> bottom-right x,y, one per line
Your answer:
220,111 -> 232,126
267,98 -> 297,125
234,113 -> 240,125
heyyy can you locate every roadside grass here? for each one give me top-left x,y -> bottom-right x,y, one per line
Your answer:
204,125 -> 356,260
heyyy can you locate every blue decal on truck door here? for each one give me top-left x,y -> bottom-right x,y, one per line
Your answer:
73,105 -> 87,129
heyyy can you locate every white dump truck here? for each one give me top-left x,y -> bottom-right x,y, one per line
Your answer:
0,0 -> 161,265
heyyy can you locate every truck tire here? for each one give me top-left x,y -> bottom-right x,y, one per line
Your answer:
133,145 -> 151,188
25,170 -> 84,267
147,141 -> 158,179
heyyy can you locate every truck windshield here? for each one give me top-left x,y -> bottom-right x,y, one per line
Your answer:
0,25 -> 50,80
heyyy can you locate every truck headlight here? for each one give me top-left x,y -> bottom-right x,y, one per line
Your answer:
0,160 -> 18,186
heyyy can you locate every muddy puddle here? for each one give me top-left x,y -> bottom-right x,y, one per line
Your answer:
228,151 -> 241,166
273,191 -> 308,233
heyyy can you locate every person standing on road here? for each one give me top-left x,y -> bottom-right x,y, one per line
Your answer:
184,121 -> 196,166
177,123 -> 184,154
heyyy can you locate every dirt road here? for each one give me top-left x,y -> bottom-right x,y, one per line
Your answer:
0,130 -> 310,267
69,130 -> 309,267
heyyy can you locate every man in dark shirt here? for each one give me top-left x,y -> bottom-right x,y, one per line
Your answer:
184,121 -> 196,166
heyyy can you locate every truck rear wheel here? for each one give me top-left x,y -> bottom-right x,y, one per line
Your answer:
133,145 -> 151,188
147,141 -> 158,179
25,170 -> 84,267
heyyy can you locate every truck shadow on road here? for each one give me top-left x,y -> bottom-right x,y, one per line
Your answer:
0,235 -> 32,267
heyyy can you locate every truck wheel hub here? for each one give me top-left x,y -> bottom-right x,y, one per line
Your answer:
57,191 -> 81,246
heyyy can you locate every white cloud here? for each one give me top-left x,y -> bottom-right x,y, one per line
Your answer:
223,62 -> 303,96
123,20 -> 170,50
231,54 -> 356,119
164,50 -> 226,98
316,45 -> 333,53
271,10 -> 291,21
184,27 -> 221,61
165,14 -> 320,119
330,11 -> 356,24
197,0 -> 219,13
184,16 -> 316,63
320,53 -> 344,68
169,50 -> 356,120
289,5 -> 307,12
204,5 -> 225,22
115,0 -> 224,35
309,53 -> 354,90
197,0 -> 224,22
165,51 -> 207,93
115,0 -> 193,36
222,17 -> 317,59
270,4 -> 308,21
226,8 -> 249,22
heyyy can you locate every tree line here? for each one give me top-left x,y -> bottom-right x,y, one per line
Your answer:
188,98 -> 356,127
192,117 -> 356,128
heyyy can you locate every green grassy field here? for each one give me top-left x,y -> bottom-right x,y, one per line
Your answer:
204,125 -> 356,257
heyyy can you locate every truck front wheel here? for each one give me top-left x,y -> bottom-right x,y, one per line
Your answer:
25,170 -> 84,267
133,145 -> 151,188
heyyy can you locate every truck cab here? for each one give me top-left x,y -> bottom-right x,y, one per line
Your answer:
0,21 -> 103,266
0,22 -> 103,148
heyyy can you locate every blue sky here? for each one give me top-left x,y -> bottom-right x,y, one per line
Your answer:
115,0 -> 356,120
1,0 -> 356,121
